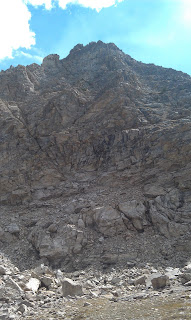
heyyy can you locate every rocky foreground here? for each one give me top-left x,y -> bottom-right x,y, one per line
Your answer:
0,41 -> 191,318
1,255 -> 191,319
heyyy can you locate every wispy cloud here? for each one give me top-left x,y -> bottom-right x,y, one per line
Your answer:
24,0 -> 53,10
16,51 -> 43,63
180,0 -> 191,27
57,0 -> 124,12
25,0 -> 124,11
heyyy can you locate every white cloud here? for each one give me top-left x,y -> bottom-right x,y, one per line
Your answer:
25,0 -> 124,12
0,0 -> 123,61
0,0 -> 35,60
57,0 -> 124,12
181,0 -> 191,27
17,51 -> 43,63
24,0 -> 53,10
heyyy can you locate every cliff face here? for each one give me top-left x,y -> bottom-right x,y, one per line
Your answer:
0,41 -> 191,268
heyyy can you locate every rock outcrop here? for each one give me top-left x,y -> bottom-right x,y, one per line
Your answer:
0,41 -> 191,270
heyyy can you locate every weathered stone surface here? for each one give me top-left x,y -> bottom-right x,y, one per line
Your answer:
28,224 -> 86,264
93,206 -> 126,236
31,264 -> 52,278
6,223 -> 20,235
151,274 -> 169,290
17,303 -> 28,314
179,273 -> 191,284
118,201 -> 146,232
0,266 -> 6,275
184,263 -> 191,273
134,275 -> 147,286
6,277 -> 23,293
61,278 -> 83,297
165,267 -> 181,280
0,227 -> 4,240
41,275 -> 53,288
101,254 -> 118,265
26,278 -> 41,293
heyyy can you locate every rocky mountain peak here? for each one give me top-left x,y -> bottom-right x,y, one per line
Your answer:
68,41 -> 121,55
0,41 -> 191,276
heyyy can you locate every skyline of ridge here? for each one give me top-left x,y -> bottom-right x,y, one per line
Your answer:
0,0 -> 191,75
1,40 -> 190,79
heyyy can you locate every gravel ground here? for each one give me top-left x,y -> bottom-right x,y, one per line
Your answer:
23,292 -> 191,320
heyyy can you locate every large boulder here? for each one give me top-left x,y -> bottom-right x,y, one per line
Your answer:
93,206 -> 126,236
151,274 -> 169,290
26,278 -> 41,293
28,224 -> 87,264
61,278 -> 83,297
118,200 -> 146,232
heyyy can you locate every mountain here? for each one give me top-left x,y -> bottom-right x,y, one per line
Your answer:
0,41 -> 191,270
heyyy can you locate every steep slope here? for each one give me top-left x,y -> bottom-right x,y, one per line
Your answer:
0,41 -> 191,269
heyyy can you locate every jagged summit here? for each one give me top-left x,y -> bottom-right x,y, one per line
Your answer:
68,40 -> 121,55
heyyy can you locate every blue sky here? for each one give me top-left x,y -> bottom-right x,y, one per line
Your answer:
1,0 -> 191,75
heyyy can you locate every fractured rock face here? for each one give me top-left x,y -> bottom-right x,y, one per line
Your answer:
93,206 -> 126,236
29,223 -> 87,264
148,189 -> 188,238
0,41 -> 191,268
118,201 -> 146,232
0,41 -> 190,207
